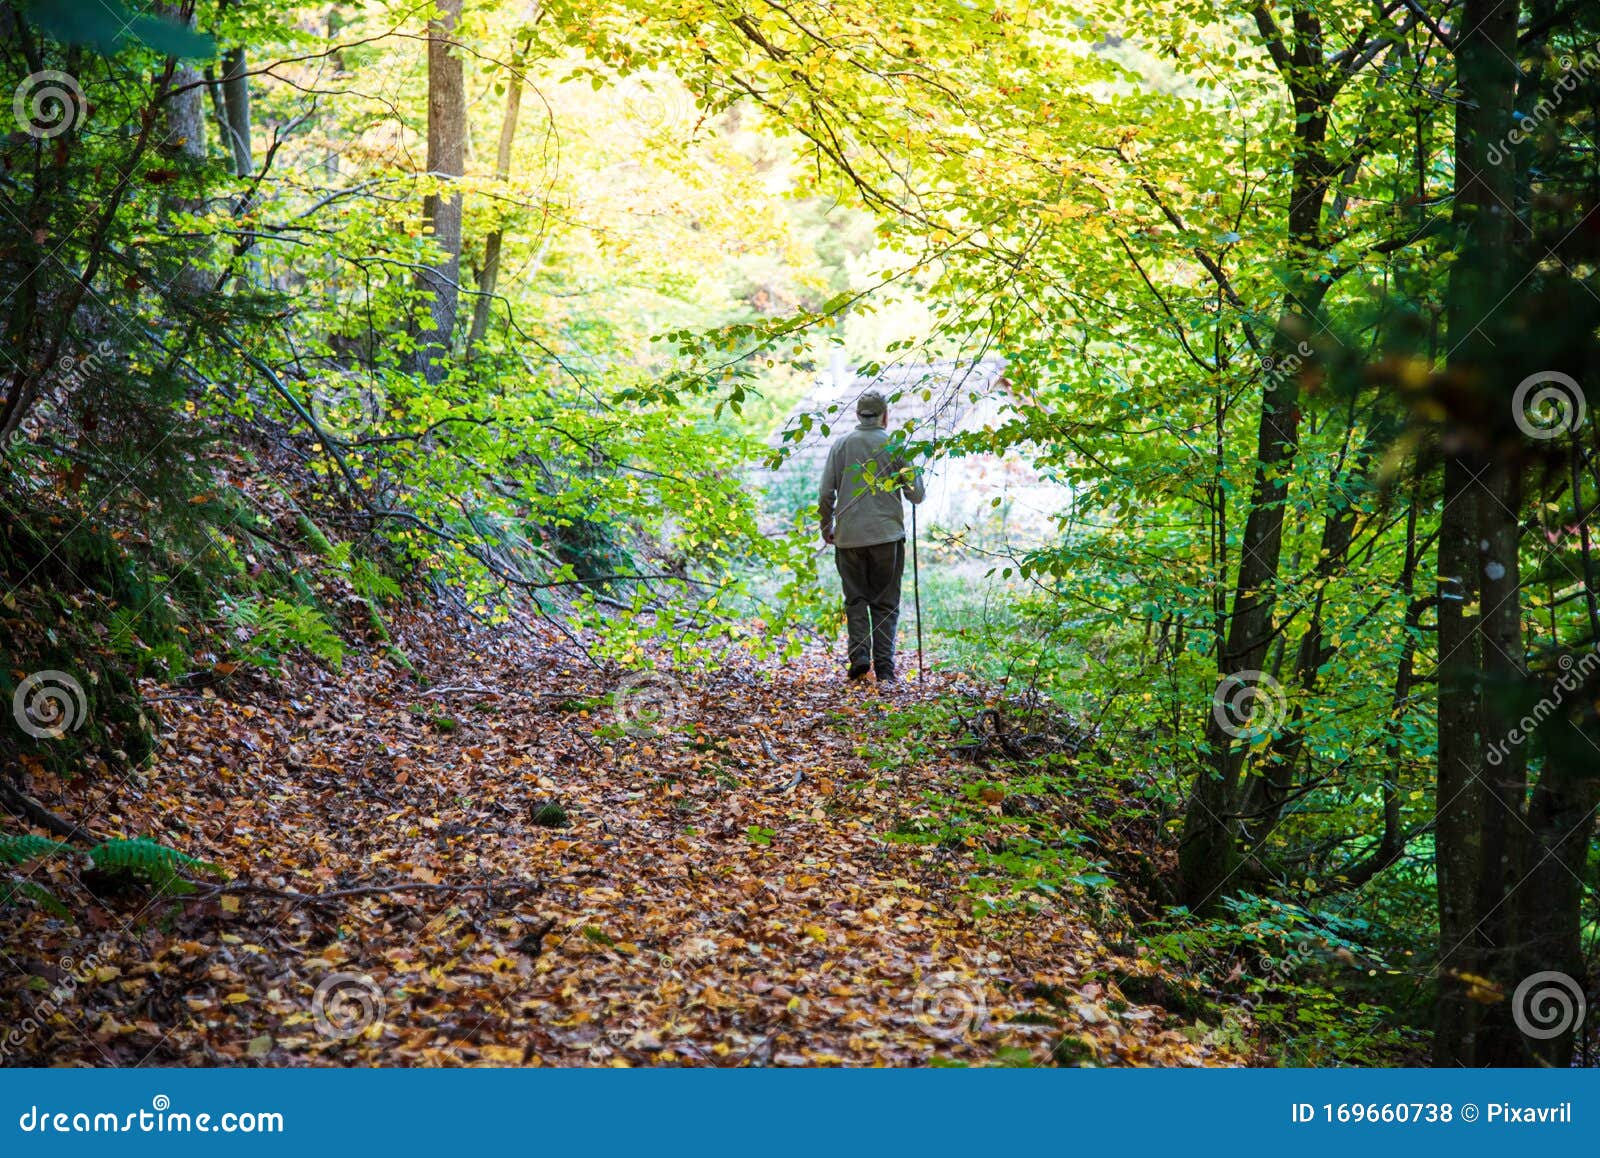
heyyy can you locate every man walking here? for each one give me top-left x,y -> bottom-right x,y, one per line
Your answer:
818,389 -> 925,682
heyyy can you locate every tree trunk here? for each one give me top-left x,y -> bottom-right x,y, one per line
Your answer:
219,46 -> 252,177
156,6 -> 210,299
1177,12 -> 1336,908
1238,420 -> 1381,840
1434,0 -> 1523,1068
1331,488 -> 1427,891
415,0 -> 466,382
468,17 -> 536,354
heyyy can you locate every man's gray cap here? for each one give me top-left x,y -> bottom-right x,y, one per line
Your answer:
855,389 -> 887,418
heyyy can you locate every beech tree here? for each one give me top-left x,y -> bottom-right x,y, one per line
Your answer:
416,0 -> 467,381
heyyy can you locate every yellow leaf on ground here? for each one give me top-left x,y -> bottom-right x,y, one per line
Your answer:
478,1044 -> 524,1065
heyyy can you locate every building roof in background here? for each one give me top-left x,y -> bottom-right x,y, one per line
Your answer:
769,358 -> 1008,468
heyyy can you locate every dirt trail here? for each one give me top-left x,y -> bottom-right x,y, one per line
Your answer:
2,614 -> 1237,1066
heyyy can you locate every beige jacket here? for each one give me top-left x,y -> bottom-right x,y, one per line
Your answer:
818,421 -> 926,548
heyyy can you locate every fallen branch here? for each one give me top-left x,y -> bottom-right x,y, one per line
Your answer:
416,684 -> 499,698
0,779 -> 103,844
950,707 -> 1027,762
764,769 -> 804,795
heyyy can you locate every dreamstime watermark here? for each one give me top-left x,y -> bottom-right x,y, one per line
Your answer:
1484,650 -> 1600,767
308,374 -> 386,439
1253,939 -> 1318,990
17,1094 -> 284,1134
910,971 -> 988,1042
1260,340 -> 1316,388
12,70 -> 85,138
1511,370 -> 1585,440
1,340 -> 117,453
611,669 -> 691,738
1487,52 -> 1599,167
1212,670 -> 1288,741
12,670 -> 88,740
311,971 -> 385,1040
1,949 -> 105,1060
1511,971 -> 1586,1040
53,339 -> 116,393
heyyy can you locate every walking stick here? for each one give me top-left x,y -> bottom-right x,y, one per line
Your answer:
911,501 -> 924,681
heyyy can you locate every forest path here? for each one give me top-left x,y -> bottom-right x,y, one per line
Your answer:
6,614 -> 1238,1066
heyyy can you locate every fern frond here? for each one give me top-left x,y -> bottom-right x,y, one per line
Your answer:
350,557 -> 402,604
87,836 -> 221,891
224,597 -> 347,670
0,833 -> 69,865
0,876 -> 69,916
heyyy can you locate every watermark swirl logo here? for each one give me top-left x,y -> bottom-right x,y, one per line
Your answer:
13,71 -> 85,138
612,669 -> 689,738
911,972 -> 987,1042
1512,971 -> 1586,1040
1212,669 -> 1287,740
309,376 -> 385,439
312,971 -> 385,1040
150,1094 -> 171,1112
1512,371 -> 1585,440
13,670 -> 87,739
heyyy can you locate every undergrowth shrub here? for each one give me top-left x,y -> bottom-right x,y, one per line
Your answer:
1143,895 -> 1416,1065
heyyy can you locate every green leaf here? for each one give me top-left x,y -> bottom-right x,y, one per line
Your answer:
24,0 -> 216,57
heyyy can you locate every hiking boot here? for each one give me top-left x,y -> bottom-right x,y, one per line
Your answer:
847,664 -> 872,682
874,666 -> 897,683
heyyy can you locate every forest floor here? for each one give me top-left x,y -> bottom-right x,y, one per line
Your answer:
2,611 -> 1247,1067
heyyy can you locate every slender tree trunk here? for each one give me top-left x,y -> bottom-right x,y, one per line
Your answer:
1238,423 -> 1380,840
1434,0 -> 1523,1068
1177,14 -> 1336,908
214,42 -> 260,284
1331,487 -> 1428,891
1515,762 -> 1599,1066
415,0 -> 466,382
468,15 -> 537,354
219,46 -> 252,177
1493,0 -> 1597,1069
157,5 -> 210,299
